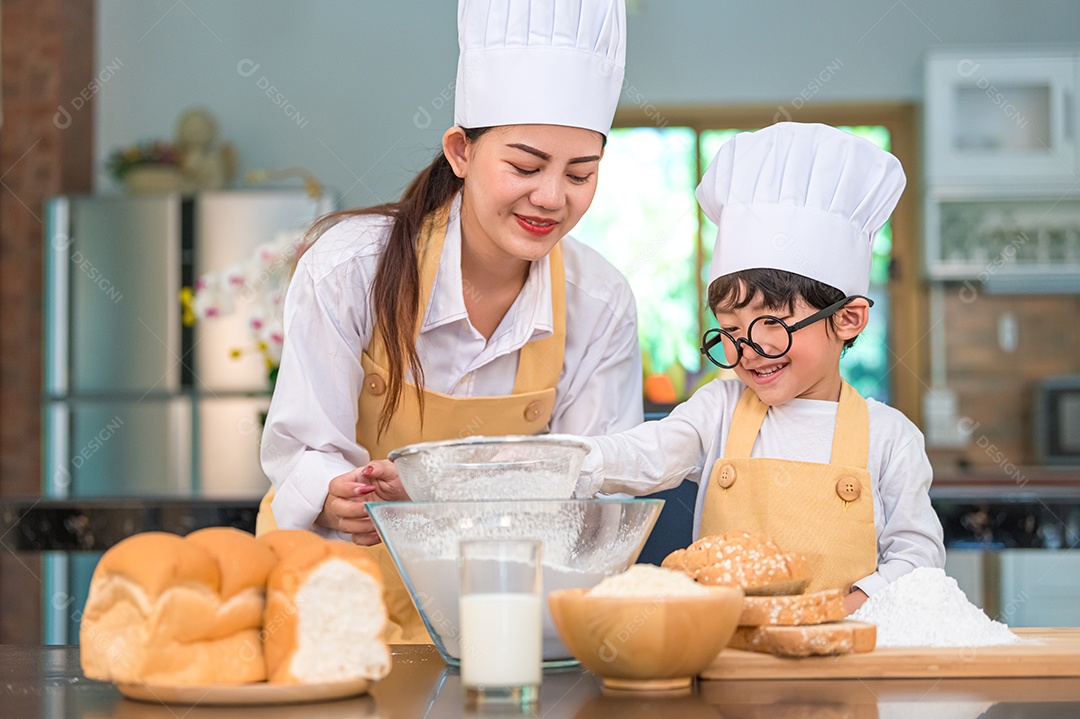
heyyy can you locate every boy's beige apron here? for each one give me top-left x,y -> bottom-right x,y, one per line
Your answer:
256,206 -> 566,642
700,381 -> 877,593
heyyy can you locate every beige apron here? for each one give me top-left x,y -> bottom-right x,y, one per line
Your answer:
256,205 -> 567,643
700,381 -> 877,593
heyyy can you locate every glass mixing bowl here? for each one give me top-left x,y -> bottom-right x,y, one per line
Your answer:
387,435 -> 591,501
367,498 -> 664,666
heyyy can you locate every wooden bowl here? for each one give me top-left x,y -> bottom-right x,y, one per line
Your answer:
547,586 -> 744,691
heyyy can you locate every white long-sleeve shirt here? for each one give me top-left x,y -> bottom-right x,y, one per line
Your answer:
262,195 -> 643,535
577,378 -> 945,596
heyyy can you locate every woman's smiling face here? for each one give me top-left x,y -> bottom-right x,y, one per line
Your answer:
446,124 -> 604,263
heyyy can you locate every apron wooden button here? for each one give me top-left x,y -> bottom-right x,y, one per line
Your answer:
836,477 -> 861,502
524,400 -> 544,422
365,374 -> 387,396
716,463 -> 737,489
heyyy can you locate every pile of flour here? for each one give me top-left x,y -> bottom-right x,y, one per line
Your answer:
851,567 -> 1021,648
587,564 -> 712,598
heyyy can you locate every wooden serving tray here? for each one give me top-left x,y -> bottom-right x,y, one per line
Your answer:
701,627 -> 1080,680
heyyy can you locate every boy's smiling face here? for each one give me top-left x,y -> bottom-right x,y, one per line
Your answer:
713,294 -> 868,405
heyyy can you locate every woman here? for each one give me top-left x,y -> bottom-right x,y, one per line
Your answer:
258,0 -> 641,641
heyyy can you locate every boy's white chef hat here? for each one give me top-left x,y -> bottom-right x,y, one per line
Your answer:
454,0 -> 626,136
697,122 -> 906,297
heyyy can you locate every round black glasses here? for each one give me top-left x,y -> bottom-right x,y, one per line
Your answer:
699,295 -> 873,369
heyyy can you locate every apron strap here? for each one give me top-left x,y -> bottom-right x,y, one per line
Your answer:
414,205 -> 450,341
512,242 -> 566,394
366,202 -> 566,396
724,388 -> 769,458
724,381 -> 870,469
830,381 -> 870,468
366,204 -> 450,370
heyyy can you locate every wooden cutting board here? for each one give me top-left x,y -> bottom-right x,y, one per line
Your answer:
701,627 -> 1080,680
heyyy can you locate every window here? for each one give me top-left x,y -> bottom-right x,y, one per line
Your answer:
573,109 -> 921,415
573,128 -> 701,379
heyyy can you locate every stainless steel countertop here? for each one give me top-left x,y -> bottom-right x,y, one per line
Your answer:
3,644 -> 1080,718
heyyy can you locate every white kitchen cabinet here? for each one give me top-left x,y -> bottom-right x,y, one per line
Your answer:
924,187 -> 1080,290
944,549 -> 1080,628
999,549 -> 1080,627
925,51 -> 1079,184
923,49 -> 1080,293
944,550 -> 987,610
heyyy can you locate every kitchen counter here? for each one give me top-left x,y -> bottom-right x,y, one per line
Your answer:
4,482 -> 1080,555
930,470 -> 1080,549
930,466 -> 1080,500
0,497 -> 259,551
3,644 -> 1080,718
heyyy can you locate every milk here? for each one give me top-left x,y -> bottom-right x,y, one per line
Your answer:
459,593 -> 542,687
407,556 -> 607,661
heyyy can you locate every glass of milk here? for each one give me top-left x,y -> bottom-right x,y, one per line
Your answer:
459,539 -> 542,707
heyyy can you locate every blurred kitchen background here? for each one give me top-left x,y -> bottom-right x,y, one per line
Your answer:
3,0 -> 1080,643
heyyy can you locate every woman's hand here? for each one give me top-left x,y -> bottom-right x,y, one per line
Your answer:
843,588 -> 868,615
315,461 -> 410,546
358,459 -> 410,502
315,467 -> 381,545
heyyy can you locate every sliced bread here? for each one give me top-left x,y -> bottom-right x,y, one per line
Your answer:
728,620 -> 877,657
738,589 -> 847,627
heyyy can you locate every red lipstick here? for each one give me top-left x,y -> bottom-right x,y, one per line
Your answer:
515,214 -> 557,237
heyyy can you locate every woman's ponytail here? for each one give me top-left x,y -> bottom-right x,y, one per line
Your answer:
298,127 -> 491,440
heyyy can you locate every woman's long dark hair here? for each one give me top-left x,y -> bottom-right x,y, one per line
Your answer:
300,127 -> 493,439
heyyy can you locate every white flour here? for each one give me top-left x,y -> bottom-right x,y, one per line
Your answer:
587,564 -> 711,598
851,567 -> 1021,648
398,440 -> 583,501
371,500 -> 656,661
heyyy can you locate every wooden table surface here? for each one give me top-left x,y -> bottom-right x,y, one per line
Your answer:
3,644 -> 1080,718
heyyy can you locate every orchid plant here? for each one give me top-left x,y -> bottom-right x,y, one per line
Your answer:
182,230 -> 307,389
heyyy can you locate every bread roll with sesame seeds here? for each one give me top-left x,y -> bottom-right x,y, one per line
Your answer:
662,531 -> 810,594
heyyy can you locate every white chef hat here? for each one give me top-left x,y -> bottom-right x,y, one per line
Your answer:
454,0 -> 626,136
697,122 -> 906,297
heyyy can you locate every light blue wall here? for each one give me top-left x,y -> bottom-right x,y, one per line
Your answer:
95,0 -> 1080,207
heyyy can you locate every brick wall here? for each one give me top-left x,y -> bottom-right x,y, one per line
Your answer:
1,0 -> 94,643
939,290 -> 1080,469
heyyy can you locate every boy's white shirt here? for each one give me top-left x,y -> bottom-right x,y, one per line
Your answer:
577,378 -> 946,596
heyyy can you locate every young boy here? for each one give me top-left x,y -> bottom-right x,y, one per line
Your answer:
575,123 -> 945,614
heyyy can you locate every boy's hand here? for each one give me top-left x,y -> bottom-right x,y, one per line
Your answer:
843,588 -> 868,615
314,461 -> 410,546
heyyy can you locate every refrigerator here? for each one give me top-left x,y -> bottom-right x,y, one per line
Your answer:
41,190 -> 335,643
